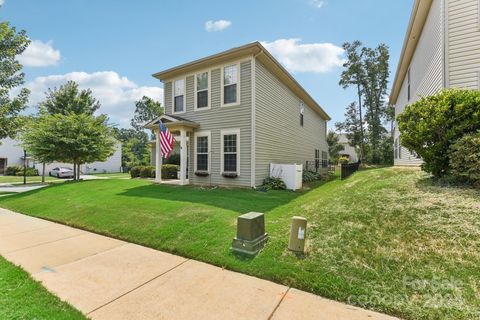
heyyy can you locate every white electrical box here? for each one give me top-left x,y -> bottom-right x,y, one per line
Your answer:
269,163 -> 303,191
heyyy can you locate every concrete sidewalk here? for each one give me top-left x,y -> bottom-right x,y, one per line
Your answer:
0,208 -> 397,320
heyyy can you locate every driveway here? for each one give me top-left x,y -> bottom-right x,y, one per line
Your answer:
0,208 -> 398,320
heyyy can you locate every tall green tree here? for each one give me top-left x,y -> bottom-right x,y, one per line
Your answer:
113,127 -> 150,168
21,113 -> 115,180
339,41 -> 390,164
39,81 -> 100,116
339,41 -> 365,161
0,20 -> 30,139
326,131 -> 345,164
131,96 -> 163,135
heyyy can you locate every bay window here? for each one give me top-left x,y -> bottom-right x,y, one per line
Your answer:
173,79 -> 185,113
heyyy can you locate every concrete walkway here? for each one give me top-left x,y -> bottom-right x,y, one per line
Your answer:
0,209 -> 397,320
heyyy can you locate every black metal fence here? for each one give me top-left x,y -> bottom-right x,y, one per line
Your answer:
305,161 -> 336,175
340,162 -> 360,180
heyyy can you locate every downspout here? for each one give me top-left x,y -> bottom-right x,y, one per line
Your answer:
250,49 -> 263,188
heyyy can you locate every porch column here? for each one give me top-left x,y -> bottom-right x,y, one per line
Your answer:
155,129 -> 162,183
180,128 -> 187,185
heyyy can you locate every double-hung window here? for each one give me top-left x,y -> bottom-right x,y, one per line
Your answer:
221,129 -> 240,175
300,102 -> 305,126
315,149 -> 320,169
195,132 -> 210,172
195,72 -> 209,110
321,151 -> 328,168
173,79 -> 185,113
222,64 -> 239,106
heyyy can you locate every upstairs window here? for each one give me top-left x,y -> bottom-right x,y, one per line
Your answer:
174,79 -> 185,113
223,64 -> 239,105
300,102 -> 305,126
195,72 -> 209,109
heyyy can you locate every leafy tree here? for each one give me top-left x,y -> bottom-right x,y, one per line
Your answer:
339,41 -> 390,164
113,127 -> 150,168
326,131 -> 344,164
39,81 -> 100,116
335,102 -> 363,151
21,114 -> 116,180
0,20 -> 30,140
339,41 -> 366,160
449,132 -> 480,186
131,96 -> 163,135
397,89 -> 480,177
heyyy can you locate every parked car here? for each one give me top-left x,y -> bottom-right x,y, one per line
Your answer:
49,167 -> 74,178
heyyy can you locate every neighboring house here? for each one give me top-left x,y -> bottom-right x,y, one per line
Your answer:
338,134 -> 359,163
390,0 -> 480,166
0,138 -> 122,175
146,42 -> 330,187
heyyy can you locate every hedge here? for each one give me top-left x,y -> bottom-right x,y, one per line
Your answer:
6,166 -> 39,176
130,165 -> 178,179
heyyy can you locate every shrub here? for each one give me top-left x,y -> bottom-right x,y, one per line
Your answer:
397,89 -> 480,177
339,156 -> 349,165
448,132 -> 480,186
302,170 -> 322,182
6,165 -> 23,176
130,166 -> 142,178
261,177 -> 286,190
161,164 -> 178,179
13,167 -> 39,176
140,166 -> 155,178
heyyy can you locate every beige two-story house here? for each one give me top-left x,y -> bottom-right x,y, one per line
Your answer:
390,0 -> 480,166
146,42 -> 330,187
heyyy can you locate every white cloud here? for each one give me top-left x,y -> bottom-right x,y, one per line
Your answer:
24,71 -> 163,127
261,38 -> 345,73
205,20 -> 232,32
0,0 -> 5,6
18,40 -> 61,67
310,0 -> 326,8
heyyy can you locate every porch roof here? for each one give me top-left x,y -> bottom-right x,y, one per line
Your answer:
144,114 -> 200,131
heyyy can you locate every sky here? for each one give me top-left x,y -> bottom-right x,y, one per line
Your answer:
2,0 -> 414,129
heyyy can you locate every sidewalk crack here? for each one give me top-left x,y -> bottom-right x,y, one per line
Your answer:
267,287 -> 290,320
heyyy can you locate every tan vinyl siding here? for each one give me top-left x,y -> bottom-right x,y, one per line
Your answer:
394,0 -> 444,166
448,0 -> 480,89
254,60 -> 328,186
164,59 -> 252,187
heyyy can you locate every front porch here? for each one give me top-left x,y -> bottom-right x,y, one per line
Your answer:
145,114 -> 199,186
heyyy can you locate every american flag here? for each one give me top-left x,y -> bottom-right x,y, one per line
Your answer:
159,120 -> 174,158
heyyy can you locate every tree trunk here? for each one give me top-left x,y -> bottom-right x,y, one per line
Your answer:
41,163 -> 46,183
73,162 -> 76,181
77,163 -> 81,180
357,84 -> 365,163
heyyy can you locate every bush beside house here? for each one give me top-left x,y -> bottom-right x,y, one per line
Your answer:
130,164 -> 178,179
397,89 -> 480,185
6,166 -> 39,176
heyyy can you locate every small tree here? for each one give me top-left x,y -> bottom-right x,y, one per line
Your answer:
326,131 -> 344,164
0,20 -> 30,140
21,114 -> 115,180
39,81 -> 100,116
336,102 -> 363,152
397,89 -> 480,177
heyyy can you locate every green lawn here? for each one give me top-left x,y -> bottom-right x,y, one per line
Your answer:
0,167 -> 479,320
0,175 -> 59,184
0,256 -> 85,319
90,172 -> 130,179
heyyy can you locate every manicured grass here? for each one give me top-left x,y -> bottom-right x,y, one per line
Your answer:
0,168 -> 479,320
0,175 -> 59,184
90,172 -> 130,179
0,256 -> 85,319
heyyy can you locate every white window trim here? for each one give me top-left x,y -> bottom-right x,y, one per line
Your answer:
194,130 -> 211,173
193,70 -> 211,111
172,78 -> 186,115
220,128 -> 241,176
220,62 -> 241,108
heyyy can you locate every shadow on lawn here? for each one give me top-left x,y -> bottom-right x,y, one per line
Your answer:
117,182 -> 322,214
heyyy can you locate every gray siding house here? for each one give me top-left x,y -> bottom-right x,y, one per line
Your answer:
391,0 -> 480,166
147,42 -> 330,187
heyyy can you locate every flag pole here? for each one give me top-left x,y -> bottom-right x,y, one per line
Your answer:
155,130 -> 162,183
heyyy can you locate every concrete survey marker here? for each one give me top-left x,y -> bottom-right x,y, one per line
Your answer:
232,212 -> 268,255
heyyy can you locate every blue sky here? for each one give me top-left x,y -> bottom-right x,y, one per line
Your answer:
2,0 -> 413,128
